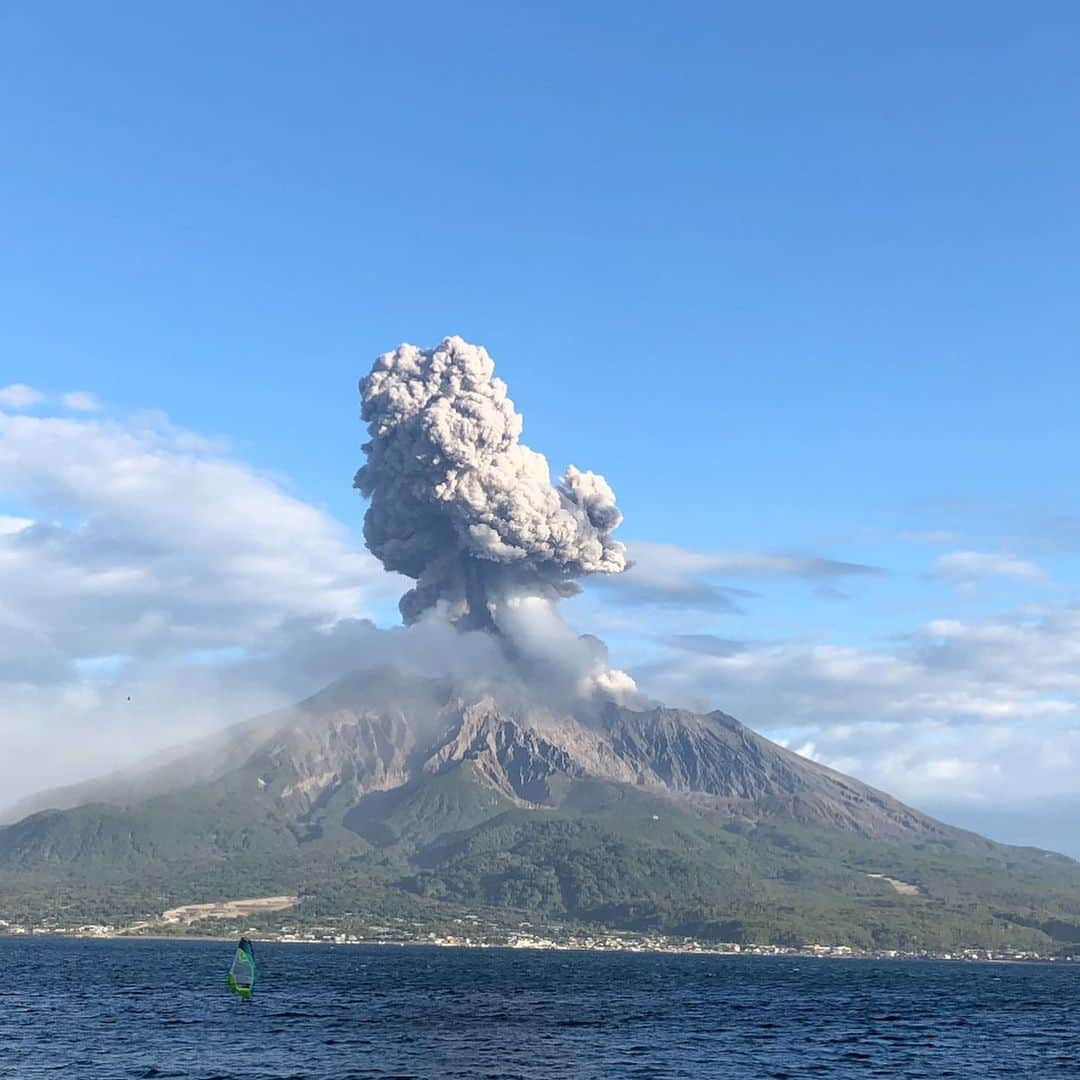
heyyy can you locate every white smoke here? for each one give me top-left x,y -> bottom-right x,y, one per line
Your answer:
355,336 -> 627,630
355,336 -> 637,702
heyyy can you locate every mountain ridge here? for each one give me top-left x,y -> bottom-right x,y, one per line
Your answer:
9,668 -> 971,845
3,666 -> 1079,952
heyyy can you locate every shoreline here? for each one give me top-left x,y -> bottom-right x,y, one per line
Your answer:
1,930 -> 1071,965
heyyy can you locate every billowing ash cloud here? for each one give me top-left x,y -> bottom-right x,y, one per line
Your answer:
355,337 -> 627,630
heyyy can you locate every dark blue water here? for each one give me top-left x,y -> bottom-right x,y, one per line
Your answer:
1,938 -> 1077,1078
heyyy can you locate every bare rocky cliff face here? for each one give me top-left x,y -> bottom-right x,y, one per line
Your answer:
21,665 -> 959,849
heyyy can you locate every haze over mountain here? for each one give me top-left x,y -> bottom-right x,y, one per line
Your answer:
3,664 -> 957,842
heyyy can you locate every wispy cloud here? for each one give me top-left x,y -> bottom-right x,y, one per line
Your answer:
1,385 -> 105,414
596,576 -> 753,612
0,384 -> 46,410
665,634 -> 752,657
933,550 -> 1046,585
60,391 -> 103,413
600,540 -> 883,610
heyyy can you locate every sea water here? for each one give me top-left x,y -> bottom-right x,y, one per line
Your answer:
0,937 -> 1076,1078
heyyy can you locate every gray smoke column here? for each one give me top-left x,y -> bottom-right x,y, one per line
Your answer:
355,336 -> 627,630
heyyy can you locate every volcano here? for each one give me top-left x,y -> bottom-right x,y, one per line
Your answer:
4,666 -> 1080,952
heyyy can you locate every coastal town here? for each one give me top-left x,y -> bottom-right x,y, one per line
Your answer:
1,912 -> 1074,965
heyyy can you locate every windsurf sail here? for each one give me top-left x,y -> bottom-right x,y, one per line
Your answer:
228,937 -> 256,999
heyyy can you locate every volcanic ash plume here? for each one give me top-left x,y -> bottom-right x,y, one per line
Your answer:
354,336 -> 627,631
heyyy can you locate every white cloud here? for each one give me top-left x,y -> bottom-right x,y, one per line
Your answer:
0,403 -> 403,803
0,515 -> 33,535
933,550 -> 1046,585
0,411 -> 397,662
1,386 -> 105,414
0,384 -> 45,410
801,717 -> 1080,847
644,603 -> 1080,849
60,391 -> 102,413
653,605 -> 1080,728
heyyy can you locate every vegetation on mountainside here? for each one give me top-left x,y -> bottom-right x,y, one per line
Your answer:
3,761 -> 1080,954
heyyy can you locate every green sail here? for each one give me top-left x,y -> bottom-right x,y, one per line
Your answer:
228,937 -> 255,999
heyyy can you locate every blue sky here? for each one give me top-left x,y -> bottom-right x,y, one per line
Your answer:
2,4 -> 1080,850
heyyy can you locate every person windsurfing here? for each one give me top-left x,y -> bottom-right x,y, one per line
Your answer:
228,937 -> 256,1000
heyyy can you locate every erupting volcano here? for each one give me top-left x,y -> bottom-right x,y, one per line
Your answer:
4,338 -> 1080,955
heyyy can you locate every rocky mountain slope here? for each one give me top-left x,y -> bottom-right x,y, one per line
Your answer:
3,667 -> 1080,951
